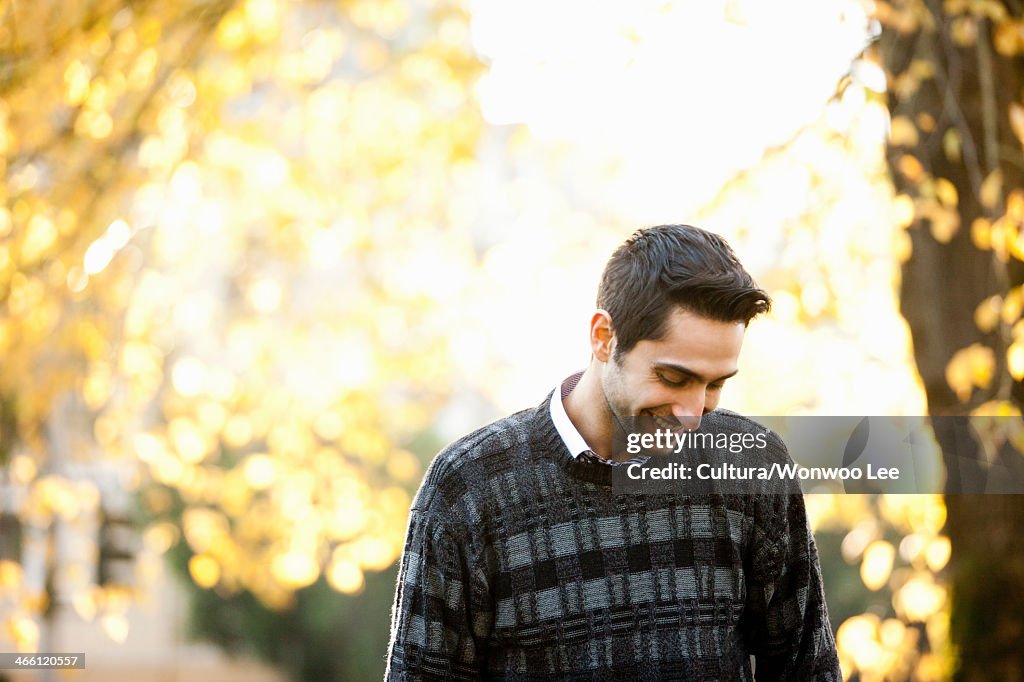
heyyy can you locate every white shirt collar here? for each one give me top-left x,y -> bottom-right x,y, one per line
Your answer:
549,372 -> 593,459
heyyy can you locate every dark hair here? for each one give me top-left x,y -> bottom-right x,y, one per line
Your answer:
596,224 -> 770,357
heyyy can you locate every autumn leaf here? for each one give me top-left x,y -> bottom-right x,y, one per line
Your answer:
980,169 -> 1003,211
890,116 -> 919,146
994,20 -> 1020,56
1009,102 -> 1024,147
945,344 -> 995,402
1008,342 -> 1024,381
974,294 -> 1002,333
943,128 -> 962,162
935,177 -> 958,208
898,154 -> 926,183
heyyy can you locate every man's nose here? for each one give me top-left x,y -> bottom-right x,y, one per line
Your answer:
671,399 -> 703,431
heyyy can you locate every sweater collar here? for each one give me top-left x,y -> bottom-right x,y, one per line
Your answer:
530,391 -> 614,487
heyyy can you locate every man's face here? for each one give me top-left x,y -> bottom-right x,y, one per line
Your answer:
601,307 -> 745,436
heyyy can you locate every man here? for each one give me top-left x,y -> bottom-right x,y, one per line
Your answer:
386,225 -> 841,680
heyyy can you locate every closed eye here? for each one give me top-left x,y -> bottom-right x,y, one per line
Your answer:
657,373 -> 726,391
656,373 -> 689,388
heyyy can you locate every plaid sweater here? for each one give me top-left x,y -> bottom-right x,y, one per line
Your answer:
385,393 -> 841,680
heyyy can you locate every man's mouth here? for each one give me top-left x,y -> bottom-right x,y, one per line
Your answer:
640,410 -> 686,433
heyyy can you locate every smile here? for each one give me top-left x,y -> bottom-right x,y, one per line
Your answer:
640,411 -> 688,433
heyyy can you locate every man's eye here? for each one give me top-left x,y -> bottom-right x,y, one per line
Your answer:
657,374 -> 687,387
708,383 -> 725,391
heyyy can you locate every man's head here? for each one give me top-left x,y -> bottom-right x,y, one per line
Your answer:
590,224 -> 770,431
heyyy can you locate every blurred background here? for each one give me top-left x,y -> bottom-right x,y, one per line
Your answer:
3,0 -> 1024,679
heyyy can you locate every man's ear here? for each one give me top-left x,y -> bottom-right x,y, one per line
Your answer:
590,310 -> 615,363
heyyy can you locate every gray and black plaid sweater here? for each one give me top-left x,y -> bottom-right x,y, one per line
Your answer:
386,393 -> 841,680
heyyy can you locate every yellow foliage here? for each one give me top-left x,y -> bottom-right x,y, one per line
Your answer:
327,556 -> 365,595
1009,342 -> 1024,381
934,177 -> 958,208
971,217 -> 992,250
1010,102 -> 1024,144
270,551 -> 319,590
837,614 -> 889,676
974,294 -> 1001,333
188,554 -> 221,589
897,154 -> 925,183
950,16 -> 978,46
892,193 -> 916,228
943,128 -> 962,162
889,116 -> 919,146
991,217 -> 1013,262
895,573 -> 946,622
0,0 -> 490,615
880,494 -> 946,534
945,343 -> 995,402
1008,190 -> 1024,222
4,613 -> 40,652
980,169 -> 1003,211
925,537 -> 951,572
1002,286 -> 1023,324
928,205 -> 960,243
0,562 -> 24,591
861,540 -> 896,591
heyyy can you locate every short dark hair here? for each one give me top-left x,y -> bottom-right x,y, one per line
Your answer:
596,224 -> 770,357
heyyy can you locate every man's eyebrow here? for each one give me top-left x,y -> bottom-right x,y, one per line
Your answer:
651,362 -> 739,384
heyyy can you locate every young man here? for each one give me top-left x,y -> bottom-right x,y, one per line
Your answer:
386,225 -> 841,680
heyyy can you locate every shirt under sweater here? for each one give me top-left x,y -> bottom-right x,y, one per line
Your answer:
549,372 -> 649,469
385,392 -> 841,680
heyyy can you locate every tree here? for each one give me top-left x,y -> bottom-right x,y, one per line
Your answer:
2,1 -> 483,677
877,0 -> 1024,678
2,0 -> 236,651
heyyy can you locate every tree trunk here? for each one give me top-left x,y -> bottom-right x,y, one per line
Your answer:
879,2 -> 1024,679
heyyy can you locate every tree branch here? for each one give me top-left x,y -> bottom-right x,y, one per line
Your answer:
924,0 -> 986,201
975,18 -> 1002,193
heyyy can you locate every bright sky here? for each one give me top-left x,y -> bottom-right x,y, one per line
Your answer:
470,0 -> 875,217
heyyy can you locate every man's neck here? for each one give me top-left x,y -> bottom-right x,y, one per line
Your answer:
563,363 -> 622,461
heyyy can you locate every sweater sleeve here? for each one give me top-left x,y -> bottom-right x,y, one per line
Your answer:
744,440 -> 843,680
385,506 -> 491,681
